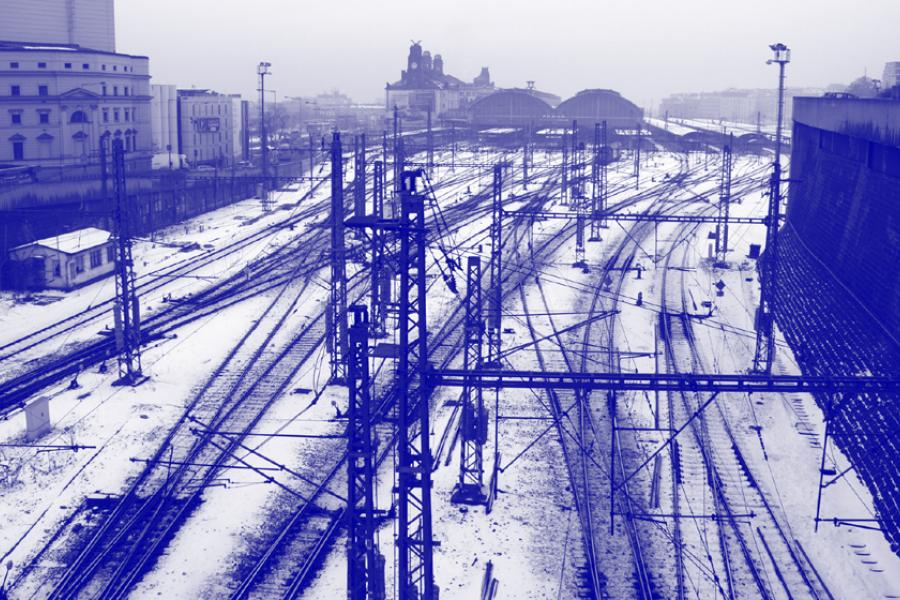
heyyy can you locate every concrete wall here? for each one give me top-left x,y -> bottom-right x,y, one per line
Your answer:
786,98 -> 900,342
0,0 -> 116,52
793,96 -> 900,148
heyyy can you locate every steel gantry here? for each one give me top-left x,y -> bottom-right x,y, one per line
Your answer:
571,120 -> 590,269
330,132 -> 349,383
370,160 -> 387,337
354,133 -> 367,218
561,125 -> 569,205
394,170 -> 436,600
427,369 -> 900,394
451,257 -> 489,505
634,121 -> 642,189
111,139 -> 143,386
589,121 -> 609,242
486,165 -> 504,367
716,133 -> 734,264
347,169 -> 437,600
346,305 -> 386,600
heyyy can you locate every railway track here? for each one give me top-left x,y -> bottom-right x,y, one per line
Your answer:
657,196 -> 833,599
223,154 -> 578,598
510,154 -> 778,598
8,150 -> 523,597
0,148 -> 512,415
6,148 -> 779,599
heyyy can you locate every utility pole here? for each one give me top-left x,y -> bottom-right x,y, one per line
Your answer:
393,106 -> 401,193
451,121 -> 457,172
330,132 -> 348,383
346,305 -> 386,600
308,131 -> 315,189
573,129 -> 588,269
257,62 -> 272,211
111,139 -> 143,386
589,121 -> 608,241
486,165 -> 503,367
522,124 -> 529,187
561,126 -> 569,205
370,160 -> 386,337
716,134 -> 734,264
354,133 -> 367,218
426,106 -> 434,174
634,121 -> 642,189
451,256 -> 488,505
99,132 -> 110,199
753,42 -> 790,374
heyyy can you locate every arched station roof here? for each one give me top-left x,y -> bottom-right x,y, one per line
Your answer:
470,89 -> 554,127
555,89 -> 643,123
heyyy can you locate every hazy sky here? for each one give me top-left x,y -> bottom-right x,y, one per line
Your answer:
117,0 -> 898,107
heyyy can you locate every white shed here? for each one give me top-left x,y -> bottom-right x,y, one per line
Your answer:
9,227 -> 116,291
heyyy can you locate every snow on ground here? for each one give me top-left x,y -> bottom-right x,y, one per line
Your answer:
0,182 -> 330,372
1,290 -> 276,595
2,148 -> 897,599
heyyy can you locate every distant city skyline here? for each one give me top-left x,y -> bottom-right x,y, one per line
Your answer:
116,0 -> 898,108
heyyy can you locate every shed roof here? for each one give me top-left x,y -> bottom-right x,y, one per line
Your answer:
15,227 -> 112,255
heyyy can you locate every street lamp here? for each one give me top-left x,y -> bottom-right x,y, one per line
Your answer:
752,42 -> 791,374
257,61 -> 272,209
767,43 -> 790,162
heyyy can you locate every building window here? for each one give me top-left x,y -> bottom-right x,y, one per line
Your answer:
37,62 -> 47,69
11,85 -> 20,96
11,112 -> 22,125
64,62 -> 72,69
102,64 -> 106,71
10,62 -> 19,69
124,109 -> 130,122
70,110 -> 89,124
38,85 -> 48,96
113,86 -> 118,96
102,84 -> 107,96
114,109 -> 120,122
12,141 -> 24,160
82,63 -> 89,70
106,246 -> 115,262
53,262 -> 61,277
89,249 -> 102,268
113,65 -> 117,71
103,109 -> 109,123
124,86 -> 129,96
75,255 -> 85,273
39,111 -> 49,124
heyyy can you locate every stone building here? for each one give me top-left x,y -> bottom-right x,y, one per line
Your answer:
385,42 -> 495,120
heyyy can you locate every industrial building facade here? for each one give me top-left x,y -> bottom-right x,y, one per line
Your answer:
176,89 -> 240,167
